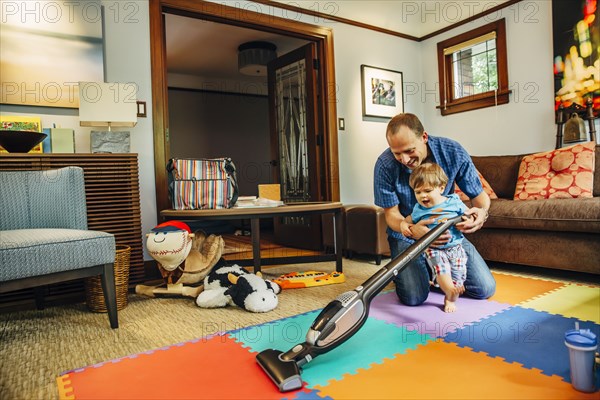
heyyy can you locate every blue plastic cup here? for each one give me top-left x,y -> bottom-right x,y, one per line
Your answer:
564,329 -> 598,393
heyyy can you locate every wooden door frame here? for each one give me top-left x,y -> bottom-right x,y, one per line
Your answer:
149,0 -> 340,216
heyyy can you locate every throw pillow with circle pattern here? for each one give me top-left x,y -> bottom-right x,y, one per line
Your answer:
513,141 -> 595,200
454,169 -> 498,202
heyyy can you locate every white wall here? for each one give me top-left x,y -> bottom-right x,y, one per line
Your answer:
331,23 -> 425,204
421,1 -> 557,156
100,0 -> 155,251
1,0 -> 576,259
0,1 -> 156,259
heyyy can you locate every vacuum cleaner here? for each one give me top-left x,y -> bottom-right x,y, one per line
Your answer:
256,215 -> 463,392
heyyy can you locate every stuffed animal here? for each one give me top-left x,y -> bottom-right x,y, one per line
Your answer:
136,221 -> 224,298
196,261 -> 281,312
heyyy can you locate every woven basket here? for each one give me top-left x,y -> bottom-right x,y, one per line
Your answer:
85,244 -> 131,312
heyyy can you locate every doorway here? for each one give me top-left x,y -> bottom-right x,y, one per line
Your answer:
149,0 -> 340,215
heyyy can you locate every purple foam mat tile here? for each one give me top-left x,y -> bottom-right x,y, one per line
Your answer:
370,291 -> 512,337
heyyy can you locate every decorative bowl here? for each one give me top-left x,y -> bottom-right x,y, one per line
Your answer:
0,130 -> 47,153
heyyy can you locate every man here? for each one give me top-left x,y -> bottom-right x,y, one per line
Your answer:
374,113 -> 496,306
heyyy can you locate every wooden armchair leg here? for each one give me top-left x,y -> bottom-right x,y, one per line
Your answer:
33,287 -> 45,310
100,263 -> 119,329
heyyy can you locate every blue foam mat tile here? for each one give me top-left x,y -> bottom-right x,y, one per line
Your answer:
444,305 -> 600,384
229,310 -> 434,388
288,388 -> 333,400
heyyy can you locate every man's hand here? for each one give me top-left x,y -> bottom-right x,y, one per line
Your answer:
456,207 -> 487,234
399,220 -> 413,237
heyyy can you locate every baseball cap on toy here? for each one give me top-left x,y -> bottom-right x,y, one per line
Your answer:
151,220 -> 191,233
147,220 -> 193,271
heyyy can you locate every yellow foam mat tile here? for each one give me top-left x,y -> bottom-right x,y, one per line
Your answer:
489,272 -> 566,305
315,341 -> 597,400
521,283 -> 600,323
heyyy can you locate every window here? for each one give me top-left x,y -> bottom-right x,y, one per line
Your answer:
437,19 -> 509,116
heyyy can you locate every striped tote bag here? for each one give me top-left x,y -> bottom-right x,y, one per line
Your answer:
167,158 -> 239,210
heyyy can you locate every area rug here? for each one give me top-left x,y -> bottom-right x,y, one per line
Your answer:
56,272 -> 600,399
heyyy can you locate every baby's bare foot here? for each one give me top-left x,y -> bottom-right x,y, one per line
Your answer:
444,298 -> 457,313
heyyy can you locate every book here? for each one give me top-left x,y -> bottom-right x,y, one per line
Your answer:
234,197 -> 284,208
42,128 -> 52,153
50,128 -> 75,153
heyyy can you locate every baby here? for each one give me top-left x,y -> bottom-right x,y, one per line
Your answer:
400,163 -> 469,312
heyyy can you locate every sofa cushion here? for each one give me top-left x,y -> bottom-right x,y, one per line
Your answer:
455,169 -> 498,201
471,154 -> 524,199
513,142 -> 595,200
485,198 -> 600,233
0,228 -> 115,281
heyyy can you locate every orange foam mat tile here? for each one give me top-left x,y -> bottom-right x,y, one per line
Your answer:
314,341 -> 597,400
57,335 -> 287,400
489,271 -> 565,305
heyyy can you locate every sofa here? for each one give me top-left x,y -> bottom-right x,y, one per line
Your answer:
466,144 -> 599,275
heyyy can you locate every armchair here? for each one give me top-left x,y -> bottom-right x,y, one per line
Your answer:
0,167 -> 118,328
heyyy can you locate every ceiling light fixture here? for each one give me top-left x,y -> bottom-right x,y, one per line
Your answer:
238,41 -> 277,76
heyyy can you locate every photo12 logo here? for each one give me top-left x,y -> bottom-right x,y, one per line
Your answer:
1,1 -> 102,24
1,1 -> 140,24
397,1 -> 540,24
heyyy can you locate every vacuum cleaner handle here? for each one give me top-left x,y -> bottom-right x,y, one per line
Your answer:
359,214 -> 464,301
305,214 -> 464,349
257,214 -> 464,392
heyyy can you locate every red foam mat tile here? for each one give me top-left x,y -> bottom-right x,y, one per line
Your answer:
57,335 -> 290,400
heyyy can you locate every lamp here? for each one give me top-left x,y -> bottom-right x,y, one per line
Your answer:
79,81 -> 137,153
238,41 -> 277,76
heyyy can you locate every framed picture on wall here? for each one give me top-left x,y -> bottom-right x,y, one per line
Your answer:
0,0 -> 104,108
552,0 -> 599,111
361,65 -> 404,119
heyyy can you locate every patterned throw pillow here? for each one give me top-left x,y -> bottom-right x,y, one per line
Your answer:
513,142 -> 595,200
454,170 -> 498,201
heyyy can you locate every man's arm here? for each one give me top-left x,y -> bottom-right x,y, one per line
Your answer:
384,205 -> 443,242
457,191 -> 490,234
383,205 -> 406,234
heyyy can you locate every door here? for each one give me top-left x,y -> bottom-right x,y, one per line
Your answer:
268,43 -> 324,250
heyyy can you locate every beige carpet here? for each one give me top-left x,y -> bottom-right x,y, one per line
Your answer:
0,258 -> 386,400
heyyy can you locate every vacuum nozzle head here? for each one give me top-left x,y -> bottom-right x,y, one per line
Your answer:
256,349 -> 303,392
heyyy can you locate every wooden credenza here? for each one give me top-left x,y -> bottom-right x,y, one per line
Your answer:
0,153 -> 144,310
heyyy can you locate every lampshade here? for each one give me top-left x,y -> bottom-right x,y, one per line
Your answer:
78,82 -> 137,129
238,41 -> 277,76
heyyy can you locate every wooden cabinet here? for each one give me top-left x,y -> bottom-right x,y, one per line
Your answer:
0,153 -> 144,309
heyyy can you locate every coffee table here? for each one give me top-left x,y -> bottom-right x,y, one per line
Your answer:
160,202 -> 344,273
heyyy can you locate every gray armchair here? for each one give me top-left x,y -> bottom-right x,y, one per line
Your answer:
0,166 -> 118,328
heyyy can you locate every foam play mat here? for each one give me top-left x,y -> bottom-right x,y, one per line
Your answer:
57,272 -> 600,399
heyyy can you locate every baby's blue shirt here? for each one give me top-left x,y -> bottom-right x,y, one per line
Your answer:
410,193 -> 467,248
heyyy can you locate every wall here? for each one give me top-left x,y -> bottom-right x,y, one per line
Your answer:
168,88 -> 272,196
0,0 -> 155,259
420,1 -> 557,156
1,1 -> 581,260
331,23 -> 425,204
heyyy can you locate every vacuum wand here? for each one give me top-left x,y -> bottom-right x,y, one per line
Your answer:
256,215 -> 464,392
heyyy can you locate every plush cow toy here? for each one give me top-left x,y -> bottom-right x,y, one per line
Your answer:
196,261 -> 281,313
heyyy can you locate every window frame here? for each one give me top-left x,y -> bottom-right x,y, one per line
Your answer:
436,19 -> 509,116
